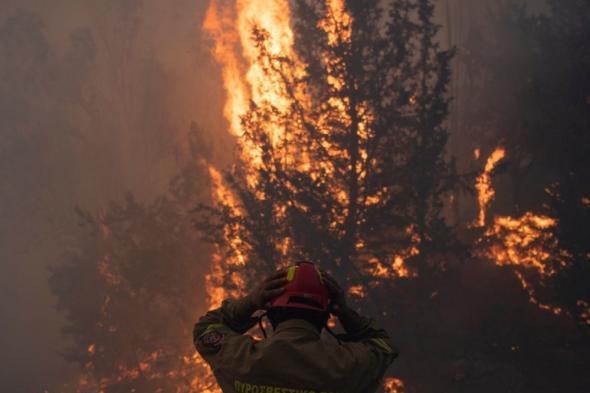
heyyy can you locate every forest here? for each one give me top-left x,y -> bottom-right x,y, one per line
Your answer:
0,1 -> 588,392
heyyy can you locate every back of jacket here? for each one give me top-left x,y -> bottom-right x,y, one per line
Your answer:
194,299 -> 398,393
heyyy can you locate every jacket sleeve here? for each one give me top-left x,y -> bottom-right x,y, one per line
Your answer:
193,296 -> 259,369
336,306 -> 398,392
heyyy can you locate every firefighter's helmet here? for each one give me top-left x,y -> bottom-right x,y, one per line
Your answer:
270,261 -> 330,312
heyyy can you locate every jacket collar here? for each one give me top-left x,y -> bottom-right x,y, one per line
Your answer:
273,318 -> 321,337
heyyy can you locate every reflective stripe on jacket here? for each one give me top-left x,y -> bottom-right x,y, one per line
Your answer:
193,298 -> 398,393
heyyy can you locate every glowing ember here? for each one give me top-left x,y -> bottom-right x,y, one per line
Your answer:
384,377 -> 406,393
474,147 -> 505,227
474,148 -> 481,160
577,300 -> 590,326
348,285 -> 366,297
362,226 -> 420,280
392,256 -> 412,278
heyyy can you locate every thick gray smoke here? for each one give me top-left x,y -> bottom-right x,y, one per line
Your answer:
0,1 -> 223,391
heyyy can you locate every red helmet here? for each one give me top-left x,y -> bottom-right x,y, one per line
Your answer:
270,261 -> 330,312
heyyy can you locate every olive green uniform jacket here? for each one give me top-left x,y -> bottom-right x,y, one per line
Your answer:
193,297 -> 398,393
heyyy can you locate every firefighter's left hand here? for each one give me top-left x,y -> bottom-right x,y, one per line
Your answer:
247,270 -> 288,310
320,269 -> 347,315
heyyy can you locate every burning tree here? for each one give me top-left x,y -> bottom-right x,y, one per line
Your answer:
461,0 -> 590,332
200,0 -> 455,303
198,2 -> 590,392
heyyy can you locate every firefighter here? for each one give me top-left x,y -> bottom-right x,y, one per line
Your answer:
193,261 -> 398,393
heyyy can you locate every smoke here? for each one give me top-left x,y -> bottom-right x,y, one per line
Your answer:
0,1 -> 223,391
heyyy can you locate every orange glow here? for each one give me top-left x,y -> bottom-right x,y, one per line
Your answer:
577,300 -> 590,326
87,344 -> 95,355
484,213 -> 567,276
348,285 -> 367,297
97,256 -> 122,286
478,213 -> 570,315
384,377 -> 406,393
392,256 -> 412,278
514,271 -> 564,316
205,165 -> 248,312
321,0 -> 352,45
74,350 -> 216,391
327,316 -> 338,329
474,147 -> 506,227
363,226 -> 420,280
474,152 -> 572,316
474,148 -> 481,160
204,0 -> 305,169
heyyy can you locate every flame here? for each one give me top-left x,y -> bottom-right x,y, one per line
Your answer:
384,377 -> 406,393
474,148 -> 481,160
74,350 -> 222,392
478,211 -> 570,316
203,164 -> 253,312
514,270 -> 564,316
204,0 -> 304,165
483,213 -> 568,276
392,256 -> 412,278
474,147 -> 505,227
578,300 -> 590,326
364,226 -> 420,280
475,148 -> 570,316
348,285 -> 367,298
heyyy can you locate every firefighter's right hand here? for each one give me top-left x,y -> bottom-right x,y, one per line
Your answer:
248,270 -> 288,310
321,270 -> 347,315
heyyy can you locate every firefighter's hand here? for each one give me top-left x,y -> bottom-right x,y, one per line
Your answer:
321,270 -> 347,315
247,270 -> 288,310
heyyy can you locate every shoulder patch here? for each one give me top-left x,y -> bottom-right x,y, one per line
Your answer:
369,337 -> 394,353
199,330 -> 224,348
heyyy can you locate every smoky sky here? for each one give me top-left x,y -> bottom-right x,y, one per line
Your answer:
0,0 -> 224,391
0,0 -> 547,392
